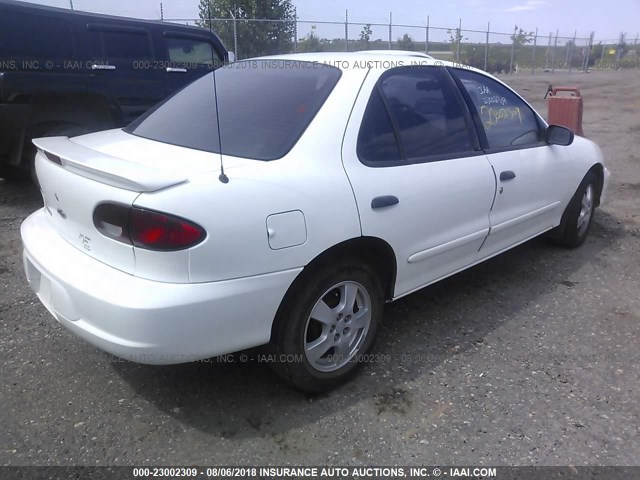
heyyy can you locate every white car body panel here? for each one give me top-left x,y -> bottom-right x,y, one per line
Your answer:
22,210 -> 301,364
132,66 -> 367,283
34,148 -> 140,274
342,67 -> 497,297
33,136 -> 188,192
481,145 -> 565,255
20,52 -> 610,364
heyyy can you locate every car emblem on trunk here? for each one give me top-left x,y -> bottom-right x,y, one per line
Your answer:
56,208 -> 67,219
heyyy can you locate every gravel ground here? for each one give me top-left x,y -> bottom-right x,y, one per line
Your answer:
1,70 -> 639,467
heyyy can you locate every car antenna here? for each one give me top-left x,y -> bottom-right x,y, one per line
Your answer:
212,69 -> 228,184
208,3 -> 229,184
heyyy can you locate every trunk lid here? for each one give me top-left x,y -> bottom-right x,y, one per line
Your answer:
33,141 -> 140,275
32,130 -> 253,278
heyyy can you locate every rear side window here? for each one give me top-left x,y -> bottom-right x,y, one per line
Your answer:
126,61 -> 342,161
357,66 -> 476,165
451,69 -> 543,150
166,37 -> 215,65
381,68 -> 474,160
104,31 -> 151,59
358,88 -> 401,164
89,28 -> 152,60
0,12 -> 73,58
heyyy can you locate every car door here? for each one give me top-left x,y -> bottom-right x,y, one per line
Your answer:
163,33 -> 221,97
342,66 -> 497,298
450,68 -> 570,258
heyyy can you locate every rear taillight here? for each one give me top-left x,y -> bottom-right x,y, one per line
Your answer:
130,208 -> 205,250
93,203 -> 206,251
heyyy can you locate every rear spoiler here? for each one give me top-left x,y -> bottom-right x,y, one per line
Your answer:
32,136 -> 187,192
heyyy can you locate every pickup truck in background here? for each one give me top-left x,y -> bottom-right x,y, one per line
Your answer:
0,0 -> 229,181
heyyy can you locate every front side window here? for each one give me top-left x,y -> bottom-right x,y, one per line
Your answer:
451,69 -> 543,150
166,37 -> 215,65
357,67 -> 476,165
126,61 -> 342,161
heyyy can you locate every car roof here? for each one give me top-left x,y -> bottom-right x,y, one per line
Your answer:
0,0 -> 211,36
245,52 -> 520,102
253,52 -> 477,72
357,50 -> 433,59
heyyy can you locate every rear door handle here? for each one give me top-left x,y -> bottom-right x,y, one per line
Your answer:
166,67 -> 188,73
371,195 -> 399,209
500,171 -> 516,181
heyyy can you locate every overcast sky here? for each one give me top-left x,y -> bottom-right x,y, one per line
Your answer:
22,0 -> 640,41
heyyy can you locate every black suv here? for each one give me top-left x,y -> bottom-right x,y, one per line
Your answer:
0,0 -> 228,180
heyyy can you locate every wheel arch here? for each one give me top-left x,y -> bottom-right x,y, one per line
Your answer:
270,236 -> 397,339
304,236 -> 397,301
589,162 -> 605,207
552,165 -> 602,240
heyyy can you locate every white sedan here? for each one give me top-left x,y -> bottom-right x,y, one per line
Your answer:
21,53 -> 609,392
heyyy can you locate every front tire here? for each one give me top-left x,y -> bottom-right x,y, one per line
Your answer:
269,261 -> 384,393
552,171 -> 598,248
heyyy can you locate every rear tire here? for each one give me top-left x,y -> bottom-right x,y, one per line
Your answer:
269,261 -> 384,393
551,171 -> 598,248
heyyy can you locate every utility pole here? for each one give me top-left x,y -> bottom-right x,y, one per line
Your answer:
426,15 -> 430,54
509,25 -> 517,74
345,10 -> 349,52
456,18 -> 462,63
552,29 -> 559,74
567,30 -> 576,71
228,5 -> 238,61
484,22 -> 490,72
389,12 -> 393,50
583,31 -> 595,72
531,27 -> 538,75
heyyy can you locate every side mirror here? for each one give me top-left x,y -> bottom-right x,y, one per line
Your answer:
547,125 -> 574,146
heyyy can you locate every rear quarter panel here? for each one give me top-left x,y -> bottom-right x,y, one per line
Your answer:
133,67 -> 369,283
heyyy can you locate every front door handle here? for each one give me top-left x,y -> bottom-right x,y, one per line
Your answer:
91,63 -> 116,70
500,170 -> 516,181
371,195 -> 399,209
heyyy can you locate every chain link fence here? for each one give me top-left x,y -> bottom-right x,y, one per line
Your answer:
167,12 -> 640,73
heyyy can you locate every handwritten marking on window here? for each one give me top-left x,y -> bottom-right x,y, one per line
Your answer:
474,85 -> 507,106
481,95 -> 507,106
480,105 -> 523,130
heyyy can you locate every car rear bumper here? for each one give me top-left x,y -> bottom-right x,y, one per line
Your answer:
21,208 -> 301,365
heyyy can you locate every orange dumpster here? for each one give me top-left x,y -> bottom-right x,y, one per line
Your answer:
547,86 -> 584,136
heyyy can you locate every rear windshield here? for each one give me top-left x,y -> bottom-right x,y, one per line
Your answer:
125,60 -> 342,161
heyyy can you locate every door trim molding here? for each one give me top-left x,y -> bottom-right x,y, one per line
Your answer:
491,201 -> 561,235
408,228 -> 490,264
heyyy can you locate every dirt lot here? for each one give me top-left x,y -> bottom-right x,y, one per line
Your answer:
1,70 -> 639,467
